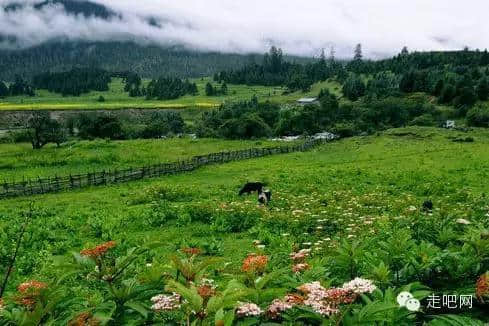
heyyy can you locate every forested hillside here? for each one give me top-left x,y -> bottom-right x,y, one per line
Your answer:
0,42 -> 315,81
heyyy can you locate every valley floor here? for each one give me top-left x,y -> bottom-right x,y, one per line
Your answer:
1,126 -> 489,323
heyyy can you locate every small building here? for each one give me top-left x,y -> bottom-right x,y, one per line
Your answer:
444,120 -> 456,129
297,97 -> 319,105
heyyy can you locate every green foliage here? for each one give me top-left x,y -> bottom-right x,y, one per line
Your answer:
1,127 -> 489,324
74,113 -> 124,140
198,99 -> 279,139
467,105 -> 489,127
140,111 -> 185,138
0,81 -> 9,98
27,112 -> 66,149
342,74 -> 366,101
427,315 -> 485,326
33,68 -> 111,96
145,77 -> 198,100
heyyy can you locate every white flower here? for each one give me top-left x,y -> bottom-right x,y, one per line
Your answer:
151,293 -> 181,312
342,278 -> 376,294
298,282 -> 339,316
267,299 -> 293,318
236,302 -> 262,317
456,218 -> 471,225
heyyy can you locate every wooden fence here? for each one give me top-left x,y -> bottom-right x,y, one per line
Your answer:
0,138 -> 330,200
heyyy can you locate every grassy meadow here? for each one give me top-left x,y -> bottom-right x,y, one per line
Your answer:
0,78 -> 342,111
1,127 -> 489,324
0,138 -> 281,181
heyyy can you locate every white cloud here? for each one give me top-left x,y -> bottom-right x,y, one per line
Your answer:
1,0 -> 489,58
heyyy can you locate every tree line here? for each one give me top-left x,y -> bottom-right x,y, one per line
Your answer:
32,68 -> 111,96
0,76 -> 35,97
214,46 -> 344,92
0,41 -> 312,81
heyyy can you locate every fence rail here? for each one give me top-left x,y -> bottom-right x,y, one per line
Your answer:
0,138 -> 332,200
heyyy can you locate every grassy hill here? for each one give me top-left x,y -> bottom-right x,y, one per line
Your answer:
0,127 -> 488,323
0,78 -> 342,111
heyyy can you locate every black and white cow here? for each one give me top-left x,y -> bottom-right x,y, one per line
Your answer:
238,182 -> 264,196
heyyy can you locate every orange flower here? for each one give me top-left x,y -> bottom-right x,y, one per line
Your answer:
80,241 -> 116,258
292,263 -> 310,273
16,280 -> 48,307
17,280 -> 47,294
241,254 -> 268,273
324,288 -> 357,304
476,273 -> 489,300
197,285 -> 216,299
68,312 -> 100,326
284,294 -> 305,305
181,247 -> 202,257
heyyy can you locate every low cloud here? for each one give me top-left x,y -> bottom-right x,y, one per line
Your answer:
1,0 -> 488,58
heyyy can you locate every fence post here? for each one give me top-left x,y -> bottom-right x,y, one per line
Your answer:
38,177 -> 43,194
3,181 -> 8,197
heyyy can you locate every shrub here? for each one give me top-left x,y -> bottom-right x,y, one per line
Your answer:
409,114 -> 435,126
212,210 -> 261,233
467,105 -> 489,127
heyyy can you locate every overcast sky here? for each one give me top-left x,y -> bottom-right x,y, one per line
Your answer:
1,0 -> 489,58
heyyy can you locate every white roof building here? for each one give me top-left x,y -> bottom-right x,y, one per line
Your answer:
297,97 -> 319,105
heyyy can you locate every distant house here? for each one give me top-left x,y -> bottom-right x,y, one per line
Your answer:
444,120 -> 456,129
297,97 -> 319,105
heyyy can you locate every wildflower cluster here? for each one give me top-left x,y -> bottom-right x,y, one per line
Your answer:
297,278 -> 377,317
181,247 -> 202,257
80,241 -> 116,258
236,302 -> 263,317
197,278 -> 217,300
265,294 -> 306,320
266,299 -> 293,319
16,280 -> 48,307
241,254 -> 268,273
476,272 -> 489,301
290,248 -> 311,273
68,311 -> 100,326
151,293 -> 182,312
342,278 -> 377,294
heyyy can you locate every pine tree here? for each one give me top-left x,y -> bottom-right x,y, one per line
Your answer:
481,49 -> 489,66
477,77 -> 489,101
0,81 -> 9,97
221,82 -> 228,95
329,46 -> 336,63
205,82 -> 215,96
354,43 -> 363,61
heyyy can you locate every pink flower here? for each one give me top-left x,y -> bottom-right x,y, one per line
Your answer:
236,302 -> 262,317
151,293 -> 181,312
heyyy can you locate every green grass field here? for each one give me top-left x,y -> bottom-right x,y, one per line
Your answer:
0,138 -> 281,180
1,127 -> 489,324
0,78 -> 342,111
